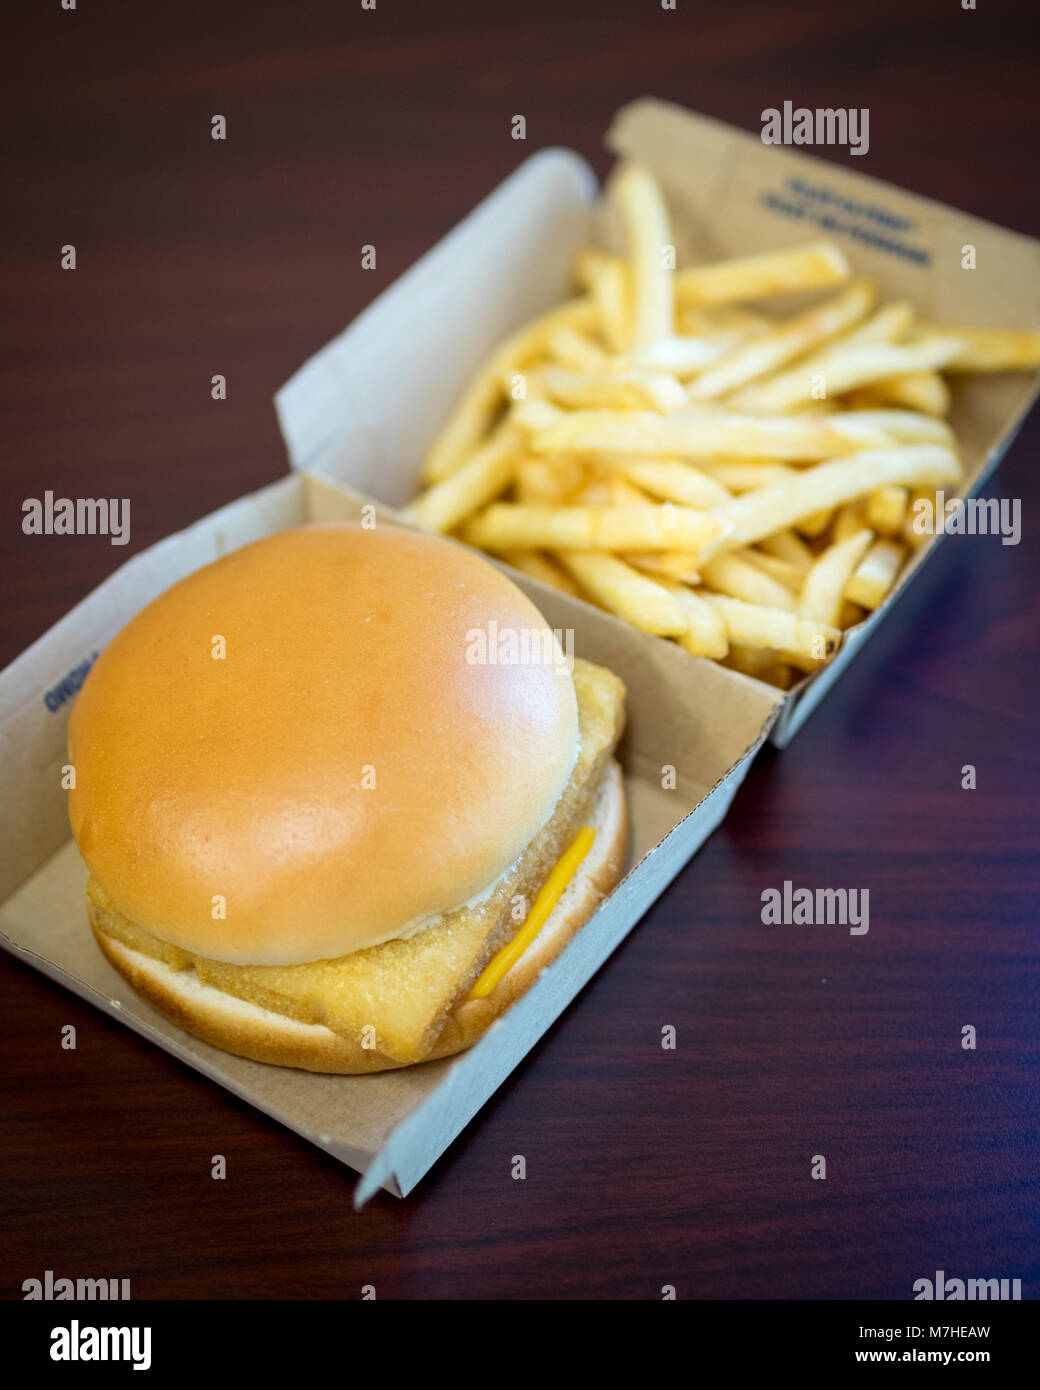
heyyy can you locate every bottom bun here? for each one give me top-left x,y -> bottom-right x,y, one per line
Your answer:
90,759 -> 627,1073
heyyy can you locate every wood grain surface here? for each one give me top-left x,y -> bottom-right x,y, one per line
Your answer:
1,0 -> 1038,1300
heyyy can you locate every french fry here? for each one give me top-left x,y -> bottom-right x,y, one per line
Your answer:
422,298 -> 596,482
796,507 -> 834,538
541,364 -> 687,413
724,643 -> 792,687
702,593 -> 841,662
510,398 -> 569,433
496,362 -> 549,402
572,478 -> 614,506
701,552 -> 796,611
827,409 -> 954,447
711,445 -> 961,548
607,475 -> 654,507
798,530 -> 874,627
574,249 -> 631,352
674,241 -> 850,305
865,484 -> 909,535
623,551 -> 702,583
831,501 -> 868,543
557,551 -> 688,636
731,337 -> 965,414
514,453 -> 587,503
527,407 -> 892,460
612,164 -> 674,346
500,550 -> 583,598
742,548 -> 806,592
463,502 -> 731,556
758,529 -> 815,569
657,580 -> 729,658
729,302 -> 914,414
845,539 -> 906,609
697,459 -> 797,492
581,244 -> 844,316
629,333 -> 741,377
917,326 -> 1040,371
903,487 -> 941,546
687,280 -> 875,401
403,425 -> 517,531
841,302 -> 915,346
848,371 -> 950,417
839,600 -> 866,630
572,248 -> 617,290
600,457 -> 732,508
407,161 -> 1037,680
681,305 -> 776,337
545,324 -> 610,373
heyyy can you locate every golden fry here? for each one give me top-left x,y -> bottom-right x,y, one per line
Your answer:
403,424 -> 517,531
844,539 -> 906,609
741,548 -> 806,592
557,550 -> 688,636
463,501 -> 731,557
541,364 -> 687,413
657,581 -> 729,658
697,459 -> 797,493
574,249 -> 631,352
798,530 -> 874,628
623,551 -> 703,583
422,298 -> 595,482
528,407 -> 891,461
758,529 -> 815,569
917,326 -> 1040,372
701,552 -> 796,611
602,457 -> 732,508
612,164 -> 675,346
848,371 -> 950,417
514,453 -> 587,504
500,550 -> 584,597
842,302 -> 915,346
674,242 -> 850,305
702,593 -> 841,662
629,333 -> 741,377
732,338 -> 965,414
688,280 -> 875,401
723,643 -> 793,687
796,507 -> 834,538
545,324 -> 610,372
712,445 -> 961,548
865,484 -> 908,536
831,501 -> 868,543
827,409 -> 954,447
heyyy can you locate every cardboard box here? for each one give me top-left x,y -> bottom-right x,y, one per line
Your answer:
0,471 -> 782,1202
278,99 -> 1040,748
4,98 -> 1036,1202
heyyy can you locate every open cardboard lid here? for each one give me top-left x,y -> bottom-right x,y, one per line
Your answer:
277,147 -> 597,502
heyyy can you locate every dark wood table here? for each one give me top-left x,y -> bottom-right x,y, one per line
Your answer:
2,0 -> 1037,1300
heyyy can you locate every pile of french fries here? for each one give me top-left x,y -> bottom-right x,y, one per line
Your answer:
404,166 -> 1040,687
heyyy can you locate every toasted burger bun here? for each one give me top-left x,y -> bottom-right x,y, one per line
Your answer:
89,760 -> 626,1073
68,522 -> 580,965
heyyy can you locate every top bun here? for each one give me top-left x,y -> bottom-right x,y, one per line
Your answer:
68,522 -> 578,965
